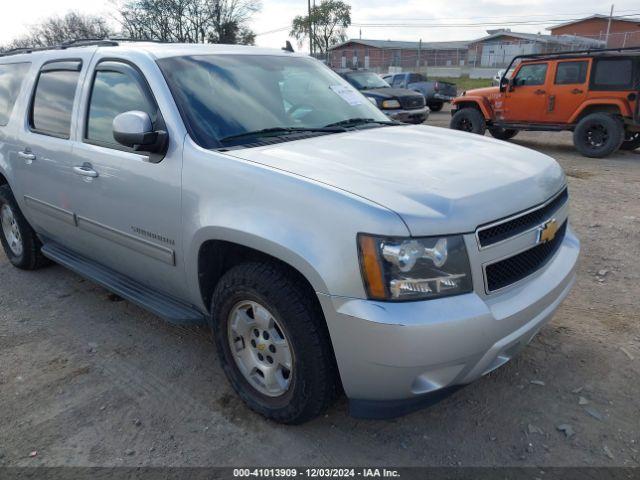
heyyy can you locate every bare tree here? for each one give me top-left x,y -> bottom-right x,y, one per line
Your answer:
2,12 -> 113,50
117,0 -> 261,45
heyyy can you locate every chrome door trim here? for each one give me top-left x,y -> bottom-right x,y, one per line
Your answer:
76,215 -> 175,266
24,195 -> 76,226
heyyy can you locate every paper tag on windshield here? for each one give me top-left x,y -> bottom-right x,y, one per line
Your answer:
329,85 -> 363,106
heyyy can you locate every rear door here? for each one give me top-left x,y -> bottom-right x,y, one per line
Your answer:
503,62 -> 550,123
545,59 -> 590,123
16,53 -> 93,245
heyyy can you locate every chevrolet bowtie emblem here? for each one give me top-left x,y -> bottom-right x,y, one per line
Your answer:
537,218 -> 559,244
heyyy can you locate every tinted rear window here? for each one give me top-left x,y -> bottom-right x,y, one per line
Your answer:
0,63 -> 30,126
31,68 -> 80,137
592,58 -> 634,89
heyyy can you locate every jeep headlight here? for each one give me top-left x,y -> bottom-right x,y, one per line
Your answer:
358,234 -> 472,301
381,99 -> 401,109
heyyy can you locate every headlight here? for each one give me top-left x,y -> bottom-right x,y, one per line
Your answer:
381,99 -> 401,109
365,96 -> 378,106
358,234 -> 473,301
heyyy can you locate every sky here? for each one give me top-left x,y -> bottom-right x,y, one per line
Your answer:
1,0 -> 639,51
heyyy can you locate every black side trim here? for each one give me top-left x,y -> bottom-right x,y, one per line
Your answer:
348,385 -> 465,420
41,241 -> 204,325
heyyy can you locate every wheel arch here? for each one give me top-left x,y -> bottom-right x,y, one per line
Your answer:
452,97 -> 492,119
570,100 -> 632,124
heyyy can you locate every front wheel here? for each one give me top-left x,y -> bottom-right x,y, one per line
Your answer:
210,262 -> 339,424
450,108 -> 486,135
489,127 -> 519,140
0,185 -> 50,270
573,113 -> 624,158
428,102 -> 443,112
620,131 -> 640,151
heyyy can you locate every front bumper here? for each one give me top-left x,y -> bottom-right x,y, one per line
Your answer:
384,106 -> 429,123
318,225 -> 579,418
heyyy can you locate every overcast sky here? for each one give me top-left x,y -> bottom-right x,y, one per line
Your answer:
1,0 -> 639,50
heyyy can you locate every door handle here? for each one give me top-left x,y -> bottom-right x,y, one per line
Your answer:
534,89 -> 546,95
571,88 -> 584,94
18,151 -> 36,162
73,164 -> 99,178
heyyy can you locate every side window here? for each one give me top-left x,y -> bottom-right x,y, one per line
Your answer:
31,61 -> 81,138
0,62 -> 30,126
86,65 -> 156,146
591,58 -> 633,90
513,63 -> 548,86
555,61 -> 588,85
408,73 -> 424,83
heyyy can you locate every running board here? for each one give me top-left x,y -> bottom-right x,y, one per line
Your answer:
41,242 -> 205,325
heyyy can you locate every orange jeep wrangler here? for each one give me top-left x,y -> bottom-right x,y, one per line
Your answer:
450,48 -> 640,158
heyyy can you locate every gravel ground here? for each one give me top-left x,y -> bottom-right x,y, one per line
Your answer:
0,107 -> 639,467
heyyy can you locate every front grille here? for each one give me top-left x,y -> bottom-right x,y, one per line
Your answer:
477,188 -> 568,248
485,221 -> 567,292
399,96 -> 426,110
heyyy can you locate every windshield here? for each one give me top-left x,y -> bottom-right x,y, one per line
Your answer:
158,55 -> 389,148
344,72 -> 390,90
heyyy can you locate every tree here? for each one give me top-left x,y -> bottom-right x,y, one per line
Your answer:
290,0 -> 351,56
117,0 -> 261,45
2,12 -> 114,50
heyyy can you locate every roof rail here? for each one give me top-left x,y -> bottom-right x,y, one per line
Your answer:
499,46 -> 640,86
0,38 -> 119,58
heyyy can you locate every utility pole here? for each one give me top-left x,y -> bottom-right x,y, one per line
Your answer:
417,38 -> 422,69
308,0 -> 313,55
605,4 -> 614,47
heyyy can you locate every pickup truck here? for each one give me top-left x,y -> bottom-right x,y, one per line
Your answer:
383,72 -> 457,111
0,40 -> 579,424
338,70 -> 428,124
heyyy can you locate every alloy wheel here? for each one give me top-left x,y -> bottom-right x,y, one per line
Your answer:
1,204 -> 23,256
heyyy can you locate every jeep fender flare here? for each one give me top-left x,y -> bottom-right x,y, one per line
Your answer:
569,99 -> 633,124
452,96 -> 493,120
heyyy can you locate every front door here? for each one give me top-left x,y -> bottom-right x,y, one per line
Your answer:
67,58 -> 187,298
503,62 -> 550,123
545,59 -> 590,123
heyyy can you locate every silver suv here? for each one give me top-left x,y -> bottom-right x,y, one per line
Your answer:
0,41 -> 580,424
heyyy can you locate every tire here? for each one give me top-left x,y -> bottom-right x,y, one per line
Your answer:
209,261 -> 339,424
489,127 -> 519,140
428,102 -> 443,112
620,131 -> 640,151
573,113 -> 624,158
450,108 -> 486,135
0,184 -> 50,270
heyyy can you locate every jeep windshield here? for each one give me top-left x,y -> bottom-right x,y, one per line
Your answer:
158,55 -> 391,148
344,71 -> 390,90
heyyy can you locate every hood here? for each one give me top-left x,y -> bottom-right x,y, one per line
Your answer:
226,125 -> 566,236
361,87 -> 423,100
464,86 -> 500,96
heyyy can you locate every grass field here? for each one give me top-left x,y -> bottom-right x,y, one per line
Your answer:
431,76 -> 493,93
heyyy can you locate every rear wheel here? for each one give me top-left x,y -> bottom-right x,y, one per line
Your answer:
428,102 -> 444,112
450,108 -> 486,135
573,113 -> 624,158
620,131 -> 640,151
210,261 -> 339,424
489,127 -> 519,140
0,185 -> 49,270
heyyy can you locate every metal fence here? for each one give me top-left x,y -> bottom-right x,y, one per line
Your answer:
328,31 -> 640,76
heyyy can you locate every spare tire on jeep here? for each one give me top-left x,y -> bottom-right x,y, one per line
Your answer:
573,113 -> 624,158
450,108 -> 486,135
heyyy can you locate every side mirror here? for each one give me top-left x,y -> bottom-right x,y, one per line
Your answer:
499,77 -> 510,92
113,111 -> 167,153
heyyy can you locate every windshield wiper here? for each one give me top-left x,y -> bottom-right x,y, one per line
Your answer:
324,118 -> 402,128
219,126 -> 346,144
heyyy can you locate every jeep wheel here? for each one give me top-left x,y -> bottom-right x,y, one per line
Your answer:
428,102 -> 443,112
620,131 -> 640,151
489,127 -> 519,141
450,108 -> 486,135
0,185 -> 50,270
210,262 -> 338,424
573,113 -> 624,158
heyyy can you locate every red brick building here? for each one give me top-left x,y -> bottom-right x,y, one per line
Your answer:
328,39 -> 469,71
548,15 -> 640,47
